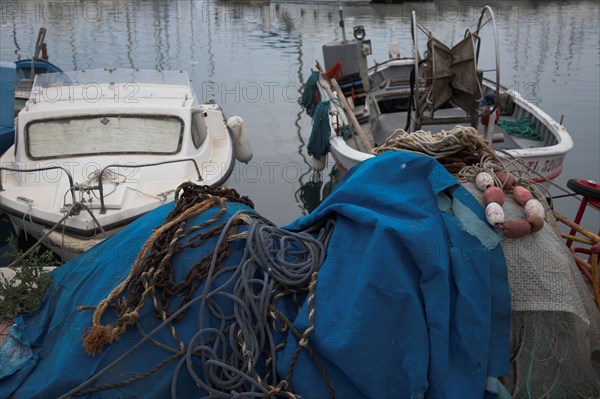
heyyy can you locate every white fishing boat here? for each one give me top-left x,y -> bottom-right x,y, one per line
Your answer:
0,67 -> 252,259
306,6 -> 573,182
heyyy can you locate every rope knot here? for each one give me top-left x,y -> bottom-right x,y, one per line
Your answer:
267,380 -> 289,397
82,325 -> 117,356
119,310 -> 140,327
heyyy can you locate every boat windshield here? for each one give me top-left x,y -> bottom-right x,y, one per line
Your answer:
33,69 -> 190,88
26,115 -> 183,159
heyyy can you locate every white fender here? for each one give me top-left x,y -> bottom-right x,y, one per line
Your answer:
227,116 -> 253,163
311,155 -> 326,172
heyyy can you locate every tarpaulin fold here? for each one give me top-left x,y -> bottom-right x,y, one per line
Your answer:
0,152 -> 510,398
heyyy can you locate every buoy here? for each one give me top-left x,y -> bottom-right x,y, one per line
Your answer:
501,220 -> 531,238
311,155 -> 327,172
227,116 -> 253,163
485,202 -> 505,226
483,186 -> 505,206
494,170 -> 514,190
527,215 -> 544,233
512,186 -> 533,206
475,172 -> 495,191
524,199 -> 545,219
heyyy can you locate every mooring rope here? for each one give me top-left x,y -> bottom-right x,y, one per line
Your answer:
71,183 -> 335,398
3,199 -> 106,269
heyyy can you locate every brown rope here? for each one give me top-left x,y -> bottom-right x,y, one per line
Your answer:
76,182 -> 334,398
82,184 -> 253,356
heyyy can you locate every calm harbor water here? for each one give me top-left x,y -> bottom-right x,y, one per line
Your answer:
0,0 -> 598,236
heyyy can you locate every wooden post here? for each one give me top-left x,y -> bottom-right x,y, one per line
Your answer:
329,78 -> 373,153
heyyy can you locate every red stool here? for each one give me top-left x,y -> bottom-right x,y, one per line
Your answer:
565,179 -> 600,249
555,179 -> 600,310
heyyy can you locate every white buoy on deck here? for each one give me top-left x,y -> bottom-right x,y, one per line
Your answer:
227,116 -> 253,163
389,42 -> 400,59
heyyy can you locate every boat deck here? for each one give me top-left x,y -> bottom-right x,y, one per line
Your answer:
358,108 -> 551,153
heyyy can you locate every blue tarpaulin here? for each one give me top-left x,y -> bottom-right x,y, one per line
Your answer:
0,203 -> 253,399
282,151 -> 511,398
0,152 -> 511,398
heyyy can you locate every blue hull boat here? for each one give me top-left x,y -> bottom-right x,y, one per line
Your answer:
0,28 -> 62,155
0,62 -> 16,154
13,59 -> 63,114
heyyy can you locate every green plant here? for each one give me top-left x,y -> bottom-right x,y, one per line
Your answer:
0,238 -> 58,322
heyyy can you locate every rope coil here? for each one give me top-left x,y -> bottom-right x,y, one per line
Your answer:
374,126 -> 502,175
74,183 -> 335,398
374,126 -> 498,159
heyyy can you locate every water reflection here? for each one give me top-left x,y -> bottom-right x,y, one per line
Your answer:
10,21 -> 20,59
125,5 -> 135,69
0,0 -> 597,226
295,171 -> 324,214
152,1 -> 165,70
291,30 -> 315,214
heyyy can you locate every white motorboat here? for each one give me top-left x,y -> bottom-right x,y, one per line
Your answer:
305,6 -> 573,182
0,67 -> 252,259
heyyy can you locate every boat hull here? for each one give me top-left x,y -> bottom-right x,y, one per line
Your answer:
325,60 -> 573,182
1,149 -> 236,260
7,215 -> 109,261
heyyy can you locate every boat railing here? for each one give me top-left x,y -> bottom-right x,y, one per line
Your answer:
97,158 -> 203,214
0,158 -> 203,215
0,165 -> 77,205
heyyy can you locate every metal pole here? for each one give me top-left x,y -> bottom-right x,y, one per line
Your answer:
338,3 -> 347,43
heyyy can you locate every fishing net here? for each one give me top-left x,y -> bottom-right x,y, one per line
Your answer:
498,118 -> 542,141
463,181 -> 600,398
